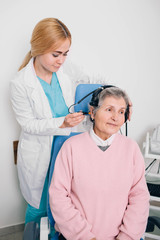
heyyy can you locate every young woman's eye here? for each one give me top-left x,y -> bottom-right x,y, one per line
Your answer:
52,53 -> 59,57
63,53 -> 68,56
106,108 -> 111,112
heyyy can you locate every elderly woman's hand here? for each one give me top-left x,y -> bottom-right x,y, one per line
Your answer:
60,112 -> 85,128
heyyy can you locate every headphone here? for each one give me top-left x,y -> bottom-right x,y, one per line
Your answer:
89,85 -> 129,123
68,85 -> 129,123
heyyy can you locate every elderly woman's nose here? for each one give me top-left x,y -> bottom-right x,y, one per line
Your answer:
111,111 -> 118,120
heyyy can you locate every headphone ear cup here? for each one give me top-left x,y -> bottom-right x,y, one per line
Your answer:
90,89 -> 101,106
124,105 -> 129,122
124,113 -> 127,123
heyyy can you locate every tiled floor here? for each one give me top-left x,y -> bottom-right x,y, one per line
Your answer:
0,231 -> 23,240
0,224 -> 24,240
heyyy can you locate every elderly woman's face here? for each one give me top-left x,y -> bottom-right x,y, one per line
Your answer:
91,96 -> 126,140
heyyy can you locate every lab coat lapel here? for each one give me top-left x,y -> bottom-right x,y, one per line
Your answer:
24,58 -> 52,118
31,85 -> 52,118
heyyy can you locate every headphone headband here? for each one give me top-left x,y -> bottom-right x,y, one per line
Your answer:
89,85 -> 115,107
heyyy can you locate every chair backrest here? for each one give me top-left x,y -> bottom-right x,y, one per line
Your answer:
74,83 -> 101,113
47,83 -> 102,227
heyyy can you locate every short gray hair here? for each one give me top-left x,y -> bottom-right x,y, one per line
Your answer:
89,86 -> 129,116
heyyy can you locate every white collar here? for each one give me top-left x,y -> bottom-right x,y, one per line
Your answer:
89,127 -> 115,146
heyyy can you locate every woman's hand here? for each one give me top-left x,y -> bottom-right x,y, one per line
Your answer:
60,112 -> 85,128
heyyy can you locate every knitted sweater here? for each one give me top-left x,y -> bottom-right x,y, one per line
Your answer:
49,132 -> 150,240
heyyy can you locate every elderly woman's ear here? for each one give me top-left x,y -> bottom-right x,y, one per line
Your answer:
89,106 -> 95,121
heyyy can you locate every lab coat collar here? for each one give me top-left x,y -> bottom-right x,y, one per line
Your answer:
23,58 -> 38,88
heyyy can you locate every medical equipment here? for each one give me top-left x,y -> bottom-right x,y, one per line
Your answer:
69,84 -> 129,137
143,131 -> 160,239
150,124 -> 160,155
68,84 -> 129,123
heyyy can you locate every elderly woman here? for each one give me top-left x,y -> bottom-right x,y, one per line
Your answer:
49,86 -> 150,240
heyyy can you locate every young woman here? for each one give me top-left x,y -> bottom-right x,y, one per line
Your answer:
10,18 -> 92,226
49,86 -> 150,240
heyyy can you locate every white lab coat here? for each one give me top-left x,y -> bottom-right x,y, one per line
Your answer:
10,58 -> 91,208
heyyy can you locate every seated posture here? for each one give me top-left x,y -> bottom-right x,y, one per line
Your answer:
49,86 -> 150,240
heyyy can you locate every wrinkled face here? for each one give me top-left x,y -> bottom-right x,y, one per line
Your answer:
91,96 -> 126,140
35,38 -> 70,73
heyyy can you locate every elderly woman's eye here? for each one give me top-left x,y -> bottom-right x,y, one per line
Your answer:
120,110 -> 125,114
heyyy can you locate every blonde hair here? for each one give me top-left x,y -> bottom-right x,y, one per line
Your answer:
19,18 -> 71,71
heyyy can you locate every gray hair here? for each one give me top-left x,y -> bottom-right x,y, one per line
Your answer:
89,86 -> 129,116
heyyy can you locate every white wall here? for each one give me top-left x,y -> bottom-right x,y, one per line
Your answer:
0,0 -> 160,228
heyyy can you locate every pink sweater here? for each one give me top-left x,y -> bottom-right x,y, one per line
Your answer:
49,132 -> 150,240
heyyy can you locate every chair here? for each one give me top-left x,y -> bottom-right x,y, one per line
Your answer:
74,83 -> 101,113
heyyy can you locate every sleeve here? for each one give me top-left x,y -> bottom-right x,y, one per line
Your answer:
10,80 -> 71,136
49,142 -> 95,240
117,144 -> 150,240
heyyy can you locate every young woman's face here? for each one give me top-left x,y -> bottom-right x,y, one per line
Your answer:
91,96 -> 126,140
36,38 -> 70,73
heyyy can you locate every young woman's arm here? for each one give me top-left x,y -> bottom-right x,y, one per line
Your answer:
10,79 -> 84,136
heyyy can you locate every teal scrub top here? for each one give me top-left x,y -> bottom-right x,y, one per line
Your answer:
38,72 -> 69,118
